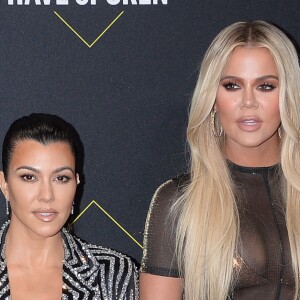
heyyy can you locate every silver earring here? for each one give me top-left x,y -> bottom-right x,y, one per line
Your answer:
211,109 -> 223,137
6,199 -> 9,215
71,202 -> 74,215
76,177 -> 80,185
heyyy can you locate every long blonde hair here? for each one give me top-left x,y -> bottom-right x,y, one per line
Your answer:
173,21 -> 300,299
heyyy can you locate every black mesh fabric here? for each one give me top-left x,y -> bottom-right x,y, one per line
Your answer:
141,162 -> 295,299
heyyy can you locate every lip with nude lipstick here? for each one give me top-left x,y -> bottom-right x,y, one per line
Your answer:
33,209 -> 58,222
237,116 -> 262,131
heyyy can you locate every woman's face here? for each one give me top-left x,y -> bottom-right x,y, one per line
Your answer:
0,139 -> 78,239
215,46 -> 281,165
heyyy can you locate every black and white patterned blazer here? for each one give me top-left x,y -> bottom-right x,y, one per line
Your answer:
0,221 -> 139,299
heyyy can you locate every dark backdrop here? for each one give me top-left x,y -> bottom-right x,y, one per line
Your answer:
0,1 -> 299,264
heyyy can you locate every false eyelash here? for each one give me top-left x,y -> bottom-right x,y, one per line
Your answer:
259,82 -> 277,91
261,82 -> 276,88
222,81 -> 238,89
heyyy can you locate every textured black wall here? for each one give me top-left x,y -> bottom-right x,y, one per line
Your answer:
0,1 -> 299,264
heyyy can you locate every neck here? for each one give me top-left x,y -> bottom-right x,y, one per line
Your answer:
5,222 -> 64,269
225,138 -> 280,167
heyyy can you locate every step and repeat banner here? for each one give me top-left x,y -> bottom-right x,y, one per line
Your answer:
0,1 -> 299,264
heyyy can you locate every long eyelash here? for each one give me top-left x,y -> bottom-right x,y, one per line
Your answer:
262,82 -> 276,88
222,81 -> 236,87
260,82 -> 277,92
222,81 -> 239,91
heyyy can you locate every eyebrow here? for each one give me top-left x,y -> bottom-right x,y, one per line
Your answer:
15,166 -> 75,174
220,75 -> 279,81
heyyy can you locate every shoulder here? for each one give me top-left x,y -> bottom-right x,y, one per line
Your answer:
159,173 -> 189,190
150,174 -> 189,209
86,241 -> 138,275
144,173 -> 190,240
140,175 -> 189,277
64,228 -> 138,272
62,229 -> 139,298
154,173 -> 189,198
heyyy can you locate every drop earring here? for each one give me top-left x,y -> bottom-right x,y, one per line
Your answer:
6,199 -> 9,215
71,202 -> 74,215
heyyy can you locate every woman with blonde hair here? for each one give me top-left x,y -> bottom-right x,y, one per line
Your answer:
140,20 -> 300,299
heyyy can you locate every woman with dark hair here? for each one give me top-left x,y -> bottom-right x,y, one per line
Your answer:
0,113 -> 138,299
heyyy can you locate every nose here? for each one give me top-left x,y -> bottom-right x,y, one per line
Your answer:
240,87 -> 258,109
38,179 -> 54,203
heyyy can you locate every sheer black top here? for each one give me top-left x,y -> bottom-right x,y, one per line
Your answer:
141,162 -> 295,299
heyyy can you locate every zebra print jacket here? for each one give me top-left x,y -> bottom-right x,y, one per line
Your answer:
0,221 -> 139,299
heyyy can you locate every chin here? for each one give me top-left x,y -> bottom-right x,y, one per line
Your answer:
233,135 -> 269,148
32,220 -> 66,238
36,228 -> 63,239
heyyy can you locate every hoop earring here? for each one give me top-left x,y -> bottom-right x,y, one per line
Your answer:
278,126 -> 282,139
6,199 -> 9,215
211,109 -> 223,137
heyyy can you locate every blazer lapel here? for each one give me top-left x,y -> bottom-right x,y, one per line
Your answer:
61,228 -> 101,299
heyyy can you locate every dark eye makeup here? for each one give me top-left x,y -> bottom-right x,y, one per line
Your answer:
19,174 -> 36,182
257,82 -> 277,92
222,81 -> 240,91
221,81 -> 277,92
18,174 -> 72,183
55,175 -> 72,183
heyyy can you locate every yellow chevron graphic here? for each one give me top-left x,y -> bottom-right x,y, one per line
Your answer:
72,200 -> 143,249
54,11 -> 124,48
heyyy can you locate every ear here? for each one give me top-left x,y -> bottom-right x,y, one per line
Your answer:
0,172 -> 9,201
